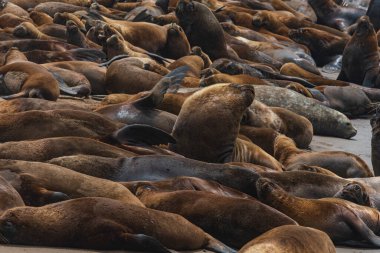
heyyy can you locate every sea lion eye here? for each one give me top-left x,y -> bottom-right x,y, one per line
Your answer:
353,184 -> 361,191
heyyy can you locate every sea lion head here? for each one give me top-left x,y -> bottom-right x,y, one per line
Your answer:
175,0 -> 196,24
164,23 -> 191,59
252,11 -> 272,28
256,177 -> 281,200
334,182 -> 371,207
355,16 -> 375,37
66,20 -> 79,34
288,28 -> 310,44
0,0 -> 7,9
13,23 -> 30,38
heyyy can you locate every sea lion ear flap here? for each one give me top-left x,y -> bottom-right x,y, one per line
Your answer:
112,124 -> 176,146
133,66 -> 190,108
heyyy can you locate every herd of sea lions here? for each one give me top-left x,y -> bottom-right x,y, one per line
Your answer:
0,0 -> 379,252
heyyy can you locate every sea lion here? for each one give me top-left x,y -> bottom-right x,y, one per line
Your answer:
38,23 -> 67,40
53,12 -> 86,32
123,176 -> 252,199
0,13 -> 30,28
239,225 -> 335,253
0,109 -> 124,142
9,0 -> 92,9
0,175 -> 24,214
13,22 -> 62,41
0,39 -> 77,53
337,16 -> 380,88
253,85 -> 357,139
29,11 -> 53,26
0,197 -> 234,253
34,2 -> 87,17
0,137 -> 136,162
97,66 -> 188,133
371,110 -> 380,176
239,126 -> 278,156
0,1 -> 28,18
170,83 -> 283,171
307,0 -> 366,31
0,159 -> 143,207
367,0 -> 380,31
0,98 -> 96,113
288,27 -> 348,66
66,21 -> 101,49
0,61 -> 60,101
175,0 -> 238,60
274,134 -> 373,177
43,61 -> 107,95
256,177 -> 380,247
136,188 -> 297,248
22,49 -> 106,64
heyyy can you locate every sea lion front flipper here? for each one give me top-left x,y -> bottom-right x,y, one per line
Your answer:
120,233 -> 173,253
363,69 -> 379,88
112,124 -> 176,146
205,235 -> 236,253
133,66 -> 189,108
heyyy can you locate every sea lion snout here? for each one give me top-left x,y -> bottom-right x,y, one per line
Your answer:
256,178 -> 277,198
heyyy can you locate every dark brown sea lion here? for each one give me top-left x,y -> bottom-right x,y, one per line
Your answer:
175,0 -> 238,60
371,110 -> 380,176
0,109 -> 124,142
136,188 -> 297,248
38,23 -> 67,40
0,61 -> 60,101
0,159 -> 143,207
23,48 -> 106,64
97,66 -> 188,133
288,27 -> 348,66
0,137 -> 136,162
337,16 -> 380,88
0,175 -> 24,214
307,0 -> 366,31
239,225 -> 335,253
0,197 -> 235,253
66,21 -> 101,49
170,83 -> 283,170
274,134 -> 373,177
256,178 -> 380,247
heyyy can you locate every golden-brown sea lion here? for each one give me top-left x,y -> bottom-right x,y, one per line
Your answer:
274,134 -> 373,177
256,177 -> 380,247
29,10 -> 53,26
136,188 -> 297,248
170,83 -> 283,170
13,21 -> 63,41
0,159 -> 143,207
239,225 -> 335,253
0,197 -> 234,252
0,13 -> 29,28
0,61 -> 60,101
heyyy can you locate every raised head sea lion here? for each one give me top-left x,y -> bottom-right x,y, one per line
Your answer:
0,197 -> 234,252
337,16 -> 380,88
136,188 -> 297,248
239,225 -> 335,253
274,134 -> 373,177
170,83 -> 282,170
256,177 -> 380,247
175,0 -> 238,60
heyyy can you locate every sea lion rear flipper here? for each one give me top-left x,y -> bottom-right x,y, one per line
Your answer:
133,66 -> 189,108
120,233 -> 173,253
205,236 -> 236,253
1,91 -> 28,100
342,209 -> 380,246
112,124 -> 176,146
146,52 -> 171,64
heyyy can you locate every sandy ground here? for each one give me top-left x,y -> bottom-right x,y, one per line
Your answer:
0,118 -> 376,252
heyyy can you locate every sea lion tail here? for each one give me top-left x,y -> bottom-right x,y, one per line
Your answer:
205,236 -> 236,253
111,124 -> 176,146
